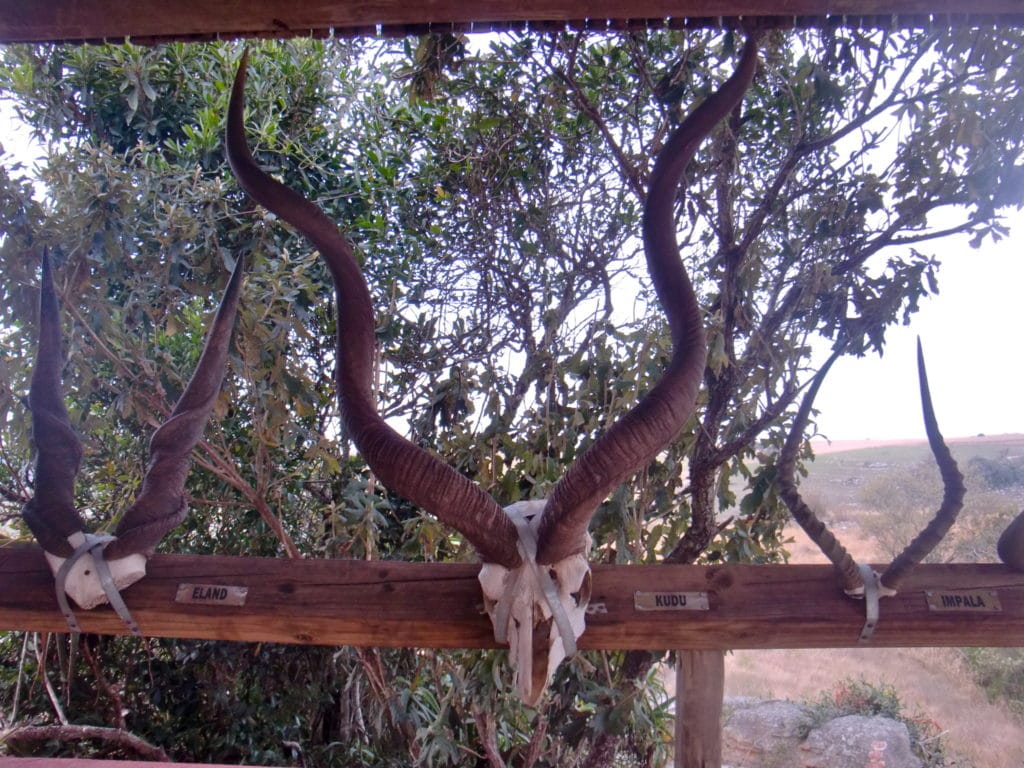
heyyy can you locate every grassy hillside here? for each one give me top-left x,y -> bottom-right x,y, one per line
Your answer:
800,433 -> 1024,513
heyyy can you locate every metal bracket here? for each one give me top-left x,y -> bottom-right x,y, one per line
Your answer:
858,563 -> 881,643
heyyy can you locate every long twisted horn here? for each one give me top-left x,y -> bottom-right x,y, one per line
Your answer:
104,256 -> 246,559
23,249 -> 244,562
21,251 -> 86,557
535,34 -> 762,565
226,51 -> 521,568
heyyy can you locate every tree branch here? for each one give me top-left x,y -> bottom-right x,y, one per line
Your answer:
549,39 -> 645,201
59,290 -> 301,559
3,723 -> 170,761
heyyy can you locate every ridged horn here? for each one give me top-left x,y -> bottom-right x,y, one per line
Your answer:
779,340 -> 965,595
535,35 -> 762,565
877,340 -> 965,592
998,510 -> 1024,571
105,256 -> 246,559
776,345 -> 862,593
21,251 -> 86,557
225,51 -> 521,568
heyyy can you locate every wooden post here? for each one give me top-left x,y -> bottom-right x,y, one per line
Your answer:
674,650 -> 725,768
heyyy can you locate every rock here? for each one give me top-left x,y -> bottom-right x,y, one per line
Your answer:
720,699 -> 924,768
722,698 -> 815,768
799,715 -> 922,768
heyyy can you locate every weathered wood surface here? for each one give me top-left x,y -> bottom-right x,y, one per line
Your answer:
2,0 -> 1023,44
1,545 -> 1022,648
675,650 -> 726,768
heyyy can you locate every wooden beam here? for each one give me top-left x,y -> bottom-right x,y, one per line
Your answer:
1,545 -> 1022,649
1,0 -> 1023,44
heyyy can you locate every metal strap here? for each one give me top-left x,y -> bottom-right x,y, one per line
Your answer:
54,533 -> 142,637
858,562 -> 881,643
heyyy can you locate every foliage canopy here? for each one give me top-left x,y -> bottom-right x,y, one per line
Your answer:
0,26 -> 1022,765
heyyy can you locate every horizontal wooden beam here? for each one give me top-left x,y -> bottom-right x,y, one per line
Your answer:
1,545 -> 1022,649
1,0 -> 1023,44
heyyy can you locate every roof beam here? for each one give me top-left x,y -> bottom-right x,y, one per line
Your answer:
1,545 -> 1022,649
1,0 -> 1023,44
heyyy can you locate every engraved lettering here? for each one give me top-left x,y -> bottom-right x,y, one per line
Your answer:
926,590 -> 1001,613
654,594 -> 688,608
634,591 -> 709,611
176,583 -> 248,607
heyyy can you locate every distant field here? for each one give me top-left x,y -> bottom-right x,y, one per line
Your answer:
799,433 -> 1024,512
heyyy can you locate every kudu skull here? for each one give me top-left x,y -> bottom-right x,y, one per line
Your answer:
226,36 -> 762,704
22,251 -> 243,631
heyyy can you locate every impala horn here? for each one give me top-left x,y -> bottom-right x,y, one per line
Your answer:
997,511 -> 1024,571
778,339 -> 965,603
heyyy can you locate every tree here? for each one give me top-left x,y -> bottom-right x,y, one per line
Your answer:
0,25 -> 1022,766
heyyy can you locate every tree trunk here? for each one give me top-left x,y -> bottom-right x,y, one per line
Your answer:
674,649 -> 725,768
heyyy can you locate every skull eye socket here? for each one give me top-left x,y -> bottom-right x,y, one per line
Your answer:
572,570 -> 594,607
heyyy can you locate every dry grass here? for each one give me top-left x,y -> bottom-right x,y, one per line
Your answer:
718,512 -> 1024,766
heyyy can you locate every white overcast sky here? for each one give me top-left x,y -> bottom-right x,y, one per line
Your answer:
3,101 -> 1022,442
810,218 -> 1024,441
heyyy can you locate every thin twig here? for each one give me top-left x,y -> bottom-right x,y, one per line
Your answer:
470,704 -> 506,768
8,632 -> 30,725
81,640 -> 127,730
34,634 -> 67,726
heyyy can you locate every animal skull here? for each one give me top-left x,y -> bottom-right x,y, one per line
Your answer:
225,37 -> 762,703
44,534 -> 147,610
478,500 -> 592,706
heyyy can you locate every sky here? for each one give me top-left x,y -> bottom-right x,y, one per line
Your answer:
810,218 -> 1024,441
3,102 -> 1023,443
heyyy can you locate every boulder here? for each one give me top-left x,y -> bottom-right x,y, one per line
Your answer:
800,715 -> 922,768
722,698 -> 815,768
721,699 -> 924,768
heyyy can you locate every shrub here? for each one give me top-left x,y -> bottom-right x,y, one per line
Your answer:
805,678 -> 960,767
960,647 -> 1024,716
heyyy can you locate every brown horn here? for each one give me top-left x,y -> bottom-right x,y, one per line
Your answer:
998,510 -> 1024,571
779,340 -> 965,596
104,256 -> 246,559
535,34 -> 762,565
776,345 -> 863,594
21,251 -> 86,557
225,52 -> 521,568
877,339 -> 965,592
